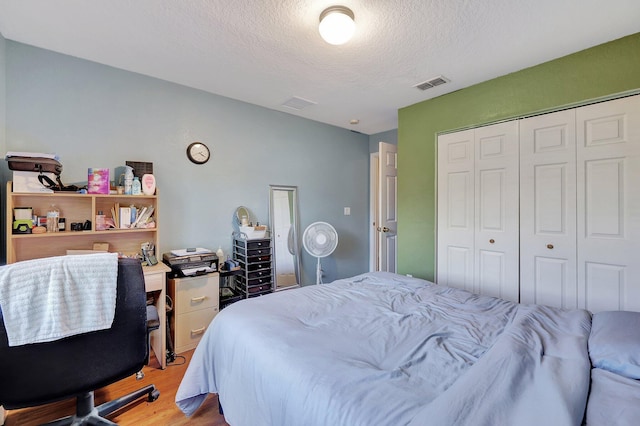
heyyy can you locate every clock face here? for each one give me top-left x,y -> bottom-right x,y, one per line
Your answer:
187,142 -> 210,164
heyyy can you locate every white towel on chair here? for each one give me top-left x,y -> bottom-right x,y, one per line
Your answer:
0,253 -> 119,347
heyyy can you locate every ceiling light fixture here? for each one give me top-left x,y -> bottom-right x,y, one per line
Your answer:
319,6 -> 355,45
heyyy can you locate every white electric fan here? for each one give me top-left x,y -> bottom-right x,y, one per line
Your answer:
302,221 -> 338,285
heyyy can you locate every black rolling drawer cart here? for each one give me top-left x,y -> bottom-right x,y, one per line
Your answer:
232,234 -> 274,299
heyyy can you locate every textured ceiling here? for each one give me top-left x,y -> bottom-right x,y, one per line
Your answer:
0,0 -> 639,135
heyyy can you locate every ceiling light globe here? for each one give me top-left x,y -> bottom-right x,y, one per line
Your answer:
319,6 -> 355,45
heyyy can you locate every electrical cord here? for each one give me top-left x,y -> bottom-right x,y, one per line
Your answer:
167,354 -> 186,366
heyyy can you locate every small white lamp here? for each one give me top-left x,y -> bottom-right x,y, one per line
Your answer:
318,6 -> 355,45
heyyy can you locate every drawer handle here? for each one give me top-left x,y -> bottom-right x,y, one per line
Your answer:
489,239 -> 495,244
191,327 -> 206,335
191,296 -> 206,303
547,244 -> 554,249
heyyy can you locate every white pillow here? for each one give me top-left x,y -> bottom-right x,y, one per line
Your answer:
589,311 -> 640,379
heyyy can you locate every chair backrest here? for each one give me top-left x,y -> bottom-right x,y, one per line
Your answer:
0,258 -> 148,409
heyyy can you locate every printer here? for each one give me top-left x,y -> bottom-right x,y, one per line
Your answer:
163,248 -> 218,278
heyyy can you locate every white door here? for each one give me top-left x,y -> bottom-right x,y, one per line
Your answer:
377,142 -> 397,273
473,122 -> 520,302
437,130 -> 475,293
520,109 -> 577,308
576,95 -> 640,313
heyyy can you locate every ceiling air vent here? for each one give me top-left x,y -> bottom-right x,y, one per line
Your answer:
282,96 -> 317,110
414,75 -> 449,91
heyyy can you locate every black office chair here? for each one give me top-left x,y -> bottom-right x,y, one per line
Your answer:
0,258 -> 159,425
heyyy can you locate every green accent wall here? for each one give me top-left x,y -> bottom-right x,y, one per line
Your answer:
398,32 -> 640,281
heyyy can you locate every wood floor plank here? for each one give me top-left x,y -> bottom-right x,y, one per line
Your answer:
3,350 -> 229,426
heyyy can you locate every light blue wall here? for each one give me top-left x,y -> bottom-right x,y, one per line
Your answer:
0,34 -> 5,152
3,41 -> 371,283
0,33 -> 7,262
368,129 -> 397,152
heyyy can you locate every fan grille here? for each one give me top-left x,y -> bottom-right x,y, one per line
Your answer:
303,222 -> 338,258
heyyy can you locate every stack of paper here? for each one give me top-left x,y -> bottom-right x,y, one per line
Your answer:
170,248 -> 212,256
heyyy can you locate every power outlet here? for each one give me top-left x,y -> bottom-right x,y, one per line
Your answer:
344,207 -> 351,215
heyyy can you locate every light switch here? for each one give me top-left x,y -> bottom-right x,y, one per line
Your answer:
344,207 -> 351,216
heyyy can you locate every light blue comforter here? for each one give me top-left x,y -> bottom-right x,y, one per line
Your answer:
176,272 -> 591,425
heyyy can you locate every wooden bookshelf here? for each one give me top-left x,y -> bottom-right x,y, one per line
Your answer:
6,182 -> 159,263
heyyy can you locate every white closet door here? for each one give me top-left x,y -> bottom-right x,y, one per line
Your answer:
520,109 -> 577,308
474,122 -> 520,302
437,130 -> 475,293
576,95 -> 640,313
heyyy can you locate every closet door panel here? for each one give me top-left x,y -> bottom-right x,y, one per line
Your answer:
520,109 -> 577,308
584,263 -> 625,313
437,130 -> 474,292
478,169 -> 504,231
474,122 -> 519,302
577,95 -> 640,312
533,257 -> 570,308
584,159 -> 623,237
477,249 -> 505,296
446,246 -> 473,290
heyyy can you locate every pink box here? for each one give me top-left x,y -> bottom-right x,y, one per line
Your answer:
87,168 -> 110,194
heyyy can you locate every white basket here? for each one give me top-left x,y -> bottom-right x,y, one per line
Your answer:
239,226 -> 268,239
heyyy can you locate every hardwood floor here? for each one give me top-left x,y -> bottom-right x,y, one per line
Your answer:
3,350 -> 229,426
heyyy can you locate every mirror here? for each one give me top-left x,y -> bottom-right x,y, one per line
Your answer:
234,206 -> 250,227
269,185 -> 301,290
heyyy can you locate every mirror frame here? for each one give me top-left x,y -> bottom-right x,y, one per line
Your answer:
269,185 -> 302,290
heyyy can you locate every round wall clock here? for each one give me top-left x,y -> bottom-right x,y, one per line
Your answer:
186,142 -> 210,164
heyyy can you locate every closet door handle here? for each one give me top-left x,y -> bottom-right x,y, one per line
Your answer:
489,239 -> 495,244
547,244 -> 554,249
191,296 -> 206,303
382,227 -> 390,233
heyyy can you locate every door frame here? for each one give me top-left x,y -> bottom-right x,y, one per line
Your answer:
369,152 -> 379,271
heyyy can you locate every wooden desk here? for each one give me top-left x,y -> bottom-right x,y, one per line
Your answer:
143,262 -> 170,370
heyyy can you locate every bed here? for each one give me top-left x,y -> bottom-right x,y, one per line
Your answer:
175,272 -> 640,425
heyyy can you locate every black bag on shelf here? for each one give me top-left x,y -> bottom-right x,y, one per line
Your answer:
7,156 -> 63,174
7,156 -> 80,192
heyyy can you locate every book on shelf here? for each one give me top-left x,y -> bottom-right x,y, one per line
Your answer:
132,206 -> 148,228
109,203 -> 154,229
130,206 -> 137,226
119,206 -> 131,229
133,205 -> 154,228
111,203 -> 119,228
